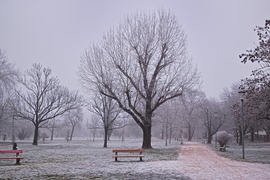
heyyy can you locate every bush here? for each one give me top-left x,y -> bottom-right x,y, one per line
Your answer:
215,131 -> 233,151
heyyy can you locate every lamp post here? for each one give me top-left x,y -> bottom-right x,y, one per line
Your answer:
214,112 -> 218,148
240,98 -> 245,159
238,88 -> 246,159
12,115 -> 15,143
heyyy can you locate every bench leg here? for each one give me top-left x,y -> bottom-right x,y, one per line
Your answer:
140,157 -> 143,161
115,152 -> 118,161
16,153 -> 21,165
16,158 -> 20,165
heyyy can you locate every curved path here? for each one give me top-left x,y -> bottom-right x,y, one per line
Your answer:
178,142 -> 270,180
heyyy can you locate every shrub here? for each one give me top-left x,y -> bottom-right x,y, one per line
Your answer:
215,131 -> 233,151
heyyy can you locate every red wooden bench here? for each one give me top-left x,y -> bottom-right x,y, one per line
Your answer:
112,149 -> 145,161
0,150 -> 24,165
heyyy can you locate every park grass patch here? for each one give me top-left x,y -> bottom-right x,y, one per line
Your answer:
207,141 -> 270,164
146,147 -> 179,161
0,138 -> 188,179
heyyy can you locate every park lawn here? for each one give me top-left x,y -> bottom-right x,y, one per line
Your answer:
211,141 -> 270,164
0,137 -> 189,180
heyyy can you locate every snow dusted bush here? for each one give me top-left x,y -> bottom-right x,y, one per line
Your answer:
216,131 -> 233,151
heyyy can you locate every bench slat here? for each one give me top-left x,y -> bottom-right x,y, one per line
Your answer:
112,155 -> 144,158
0,157 -> 24,159
0,150 -> 23,154
112,149 -> 144,153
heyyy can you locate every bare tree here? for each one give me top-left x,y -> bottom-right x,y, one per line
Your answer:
79,10 -> 200,149
0,49 -> 18,90
0,49 -> 18,130
221,83 -> 244,144
43,118 -> 63,140
86,116 -> 100,142
180,90 -> 205,141
10,64 -> 83,145
222,82 -> 262,145
65,107 -> 83,141
201,99 -> 225,144
88,92 -> 123,147
16,120 -> 32,140
156,100 -> 180,146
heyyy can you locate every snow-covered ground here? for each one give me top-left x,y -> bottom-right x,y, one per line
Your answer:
0,138 -> 190,179
1,138 -> 270,180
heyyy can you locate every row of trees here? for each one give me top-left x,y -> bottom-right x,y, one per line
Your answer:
1,10 -> 229,149
0,51 -> 84,145
1,8 -> 268,150
184,19 -> 270,145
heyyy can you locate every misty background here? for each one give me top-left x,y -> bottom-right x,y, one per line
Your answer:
0,0 -> 268,98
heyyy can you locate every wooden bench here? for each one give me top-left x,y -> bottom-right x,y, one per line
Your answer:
0,150 -> 24,165
112,149 -> 145,161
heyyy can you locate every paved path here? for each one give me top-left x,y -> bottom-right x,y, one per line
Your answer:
177,142 -> 270,180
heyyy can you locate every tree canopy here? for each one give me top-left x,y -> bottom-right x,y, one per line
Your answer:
79,10 -> 200,148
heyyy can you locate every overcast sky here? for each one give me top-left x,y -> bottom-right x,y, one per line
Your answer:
0,0 -> 269,99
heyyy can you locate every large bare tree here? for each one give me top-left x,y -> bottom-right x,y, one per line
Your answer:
79,11 -> 200,148
10,64 -> 83,145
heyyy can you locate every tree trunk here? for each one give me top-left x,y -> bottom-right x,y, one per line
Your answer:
250,127 -> 255,142
142,125 -> 152,149
236,130 -> 239,143
33,124 -> 39,145
165,124 -> 168,146
69,126 -> 75,141
207,134 -> 212,144
50,127 -> 54,141
103,127 -> 108,148
161,125 -> 164,140
239,130 -> 243,146
188,124 -> 192,141
207,129 -> 212,144
92,129 -> 96,142
108,129 -> 112,141
169,125 -> 172,144
265,131 -> 270,142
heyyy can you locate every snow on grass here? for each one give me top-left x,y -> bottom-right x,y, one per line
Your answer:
0,137 -> 191,180
211,141 -> 270,164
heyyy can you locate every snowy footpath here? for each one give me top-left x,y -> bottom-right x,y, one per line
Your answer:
177,142 -> 270,180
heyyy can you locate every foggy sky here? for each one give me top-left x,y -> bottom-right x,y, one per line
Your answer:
0,0 -> 269,98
